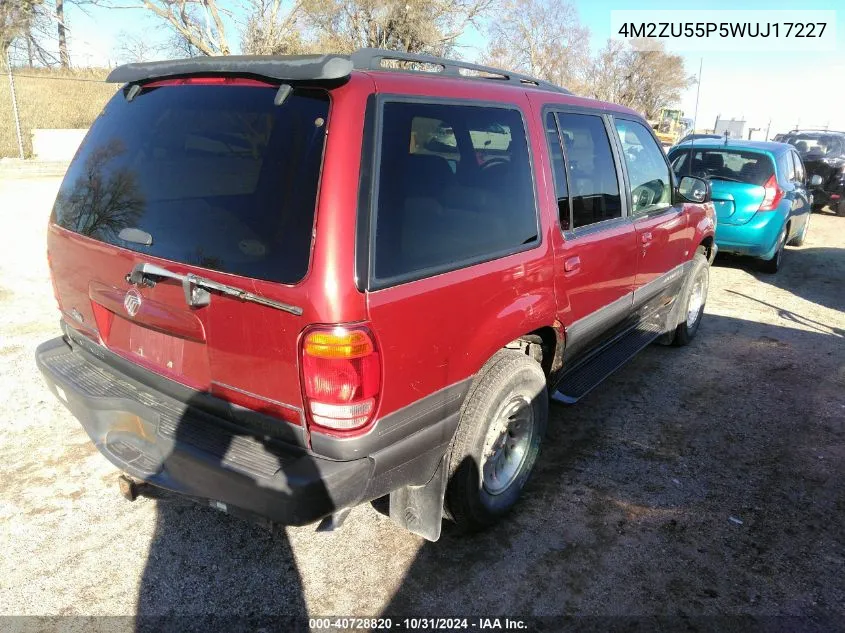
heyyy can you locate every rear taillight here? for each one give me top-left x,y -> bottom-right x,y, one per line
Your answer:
301,326 -> 380,434
758,174 -> 784,211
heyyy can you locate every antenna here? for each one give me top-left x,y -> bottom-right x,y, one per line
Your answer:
688,58 -> 703,178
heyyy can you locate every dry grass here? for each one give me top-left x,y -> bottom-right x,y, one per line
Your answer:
0,67 -> 117,158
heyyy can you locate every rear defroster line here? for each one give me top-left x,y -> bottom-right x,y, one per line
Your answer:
126,261 -> 303,316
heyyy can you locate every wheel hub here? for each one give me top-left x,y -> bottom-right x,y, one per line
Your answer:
481,395 -> 533,495
686,274 -> 707,328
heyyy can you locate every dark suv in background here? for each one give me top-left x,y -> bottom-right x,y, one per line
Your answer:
777,130 -> 845,216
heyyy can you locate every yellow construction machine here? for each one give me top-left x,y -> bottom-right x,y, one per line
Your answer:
648,108 -> 685,146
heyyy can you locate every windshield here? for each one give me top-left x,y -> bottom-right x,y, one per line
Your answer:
670,149 -> 775,186
783,134 -> 845,158
52,84 -> 329,285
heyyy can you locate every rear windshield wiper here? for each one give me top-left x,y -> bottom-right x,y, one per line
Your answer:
126,262 -> 303,316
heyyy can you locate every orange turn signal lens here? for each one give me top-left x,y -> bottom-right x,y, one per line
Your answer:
303,328 -> 374,359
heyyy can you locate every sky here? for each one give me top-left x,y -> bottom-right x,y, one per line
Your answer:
62,0 -> 845,138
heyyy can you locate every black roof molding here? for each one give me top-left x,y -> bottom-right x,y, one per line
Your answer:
106,54 -> 353,84
351,47 -> 573,95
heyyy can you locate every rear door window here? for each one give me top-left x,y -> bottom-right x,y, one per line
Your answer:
52,84 -> 329,285
372,101 -> 538,285
791,151 -> 805,183
670,149 -> 774,186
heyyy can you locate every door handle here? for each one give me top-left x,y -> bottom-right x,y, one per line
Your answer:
641,231 -> 654,245
564,256 -> 581,273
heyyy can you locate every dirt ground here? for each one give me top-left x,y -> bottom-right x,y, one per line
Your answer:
1,175 -> 843,627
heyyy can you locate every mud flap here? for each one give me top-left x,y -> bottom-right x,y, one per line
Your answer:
662,261 -> 696,337
389,455 -> 448,541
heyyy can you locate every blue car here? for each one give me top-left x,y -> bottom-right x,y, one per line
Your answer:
667,140 -> 814,273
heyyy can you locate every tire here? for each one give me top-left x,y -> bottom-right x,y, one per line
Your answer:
445,350 -> 548,532
664,252 -> 709,347
790,214 -> 810,247
760,225 -> 787,274
837,199 -> 845,217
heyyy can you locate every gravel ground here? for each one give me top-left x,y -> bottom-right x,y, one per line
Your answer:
1,176 -> 843,627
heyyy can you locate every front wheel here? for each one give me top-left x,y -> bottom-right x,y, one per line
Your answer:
445,350 -> 548,532
662,252 -> 709,347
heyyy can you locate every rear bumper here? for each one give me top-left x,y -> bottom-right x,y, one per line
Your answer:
36,335 -> 456,525
715,211 -> 785,259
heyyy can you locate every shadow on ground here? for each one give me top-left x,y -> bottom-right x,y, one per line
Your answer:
714,243 -> 845,315
134,397 -> 321,632
380,312 -> 844,618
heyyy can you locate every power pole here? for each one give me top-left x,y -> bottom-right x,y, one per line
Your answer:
6,52 -> 25,159
765,119 -> 771,141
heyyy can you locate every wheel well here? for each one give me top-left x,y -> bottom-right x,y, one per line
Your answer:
504,326 -> 561,377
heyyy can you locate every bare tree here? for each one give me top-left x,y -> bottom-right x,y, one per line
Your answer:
241,0 -> 306,55
483,0 -> 590,92
1,0 -> 42,68
113,29 -> 161,62
302,0 -> 495,55
94,0 -> 231,56
587,39 -> 694,119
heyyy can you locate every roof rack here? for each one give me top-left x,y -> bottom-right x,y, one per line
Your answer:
350,48 -> 572,95
785,128 -> 845,135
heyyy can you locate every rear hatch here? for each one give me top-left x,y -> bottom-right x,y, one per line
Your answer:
670,147 -> 774,225
48,79 -> 330,424
709,181 -> 767,225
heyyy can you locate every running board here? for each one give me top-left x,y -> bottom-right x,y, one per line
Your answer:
552,320 -> 664,404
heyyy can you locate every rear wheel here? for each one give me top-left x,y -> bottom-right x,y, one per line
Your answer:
790,214 -> 810,247
760,225 -> 787,274
837,199 -> 845,217
445,350 -> 547,532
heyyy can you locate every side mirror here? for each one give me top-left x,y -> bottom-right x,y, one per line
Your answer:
809,174 -> 823,188
677,175 -> 711,204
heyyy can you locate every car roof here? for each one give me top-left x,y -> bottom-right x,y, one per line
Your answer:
671,139 -> 792,155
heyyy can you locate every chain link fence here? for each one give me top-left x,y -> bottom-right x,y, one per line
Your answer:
1,63 -> 118,159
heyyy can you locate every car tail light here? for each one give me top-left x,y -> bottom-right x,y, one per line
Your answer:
758,174 -> 784,211
301,326 -> 380,434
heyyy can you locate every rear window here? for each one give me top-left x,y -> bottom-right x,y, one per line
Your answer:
372,102 -> 537,285
52,84 -> 329,285
669,149 -> 774,186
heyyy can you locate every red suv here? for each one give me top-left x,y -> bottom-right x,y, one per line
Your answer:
36,49 -> 716,541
